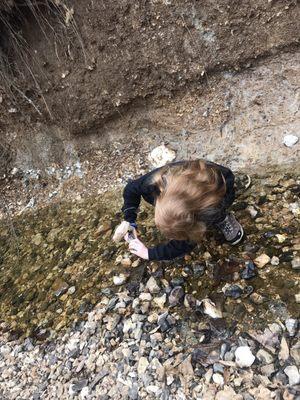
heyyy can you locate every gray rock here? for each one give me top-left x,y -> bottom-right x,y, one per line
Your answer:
168,286 -> 184,307
213,363 -> 225,374
256,349 -> 274,365
285,318 -> 298,337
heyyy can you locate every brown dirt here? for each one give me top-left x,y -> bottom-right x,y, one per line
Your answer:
0,0 -> 300,137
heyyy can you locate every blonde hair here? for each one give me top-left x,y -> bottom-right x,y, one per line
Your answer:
153,160 -> 226,242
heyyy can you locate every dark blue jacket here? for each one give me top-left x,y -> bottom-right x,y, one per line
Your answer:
122,160 -> 235,261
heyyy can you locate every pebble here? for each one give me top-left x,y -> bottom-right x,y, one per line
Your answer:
256,349 -> 273,365
283,134 -> 299,147
153,294 -> 166,309
213,373 -> 224,386
270,256 -> 280,266
291,257 -> 300,270
285,319 -> 298,337
137,357 -> 149,375
146,277 -> 160,294
284,366 -> 300,386
240,261 -> 256,280
148,144 -> 176,168
168,286 -> 184,307
223,284 -> 244,299
254,254 -> 270,268
201,298 -> 223,319
235,346 -> 255,368
295,294 -> 300,303
68,286 -> 76,295
113,274 -> 127,285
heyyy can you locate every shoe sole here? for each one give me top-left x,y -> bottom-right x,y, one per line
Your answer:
230,226 -> 244,245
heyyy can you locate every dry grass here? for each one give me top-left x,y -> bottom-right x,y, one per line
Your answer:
0,0 -> 87,118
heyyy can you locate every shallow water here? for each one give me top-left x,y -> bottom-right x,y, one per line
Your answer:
0,172 -> 299,340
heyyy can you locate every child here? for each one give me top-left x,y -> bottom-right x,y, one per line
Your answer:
119,159 -> 243,261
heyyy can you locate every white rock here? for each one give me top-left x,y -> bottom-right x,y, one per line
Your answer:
80,387 -> 89,399
123,319 -> 135,334
284,365 -> 300,386
279,337 -> 289,362
295,294 -> 300,303
153,293 -> 167,309
270,256 -> 279,266
113,274 -> 127,286
283,134 -> 299,147
213,373 -> 224,386
139,293 -> 152,301
137,357 -> 149,375
254,254 -> 270,268
235,346 -> 255,368
113,221 -> 130,242
201,298 -> 223,319
148,144 -> 176,168
146,385 -> 160,394
146,277 -> 160,294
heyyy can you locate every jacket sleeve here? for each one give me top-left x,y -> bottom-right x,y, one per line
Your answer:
148,240 -> 196,261
122,178 -> 144,223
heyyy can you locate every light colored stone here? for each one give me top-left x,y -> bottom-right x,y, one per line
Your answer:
283,134 -> 299,147
291,257 -> 300,270
279,337 -> 290,362
113,274 -> 127,285
137,357 -> 149,375
153,294 -> 166,309
295,294 -> 300,303
201,298 -> 223,319
254,254 -> 271,268
256,349 -> 273,365
215,386 -> 243,400
139,292 -> 152,301
146,276 -> 160,294
213,373 -> 224,386
235,346 -> 255,368
148,144 -> 176,168
270,256 -> 279,266
284,365 -> 300,385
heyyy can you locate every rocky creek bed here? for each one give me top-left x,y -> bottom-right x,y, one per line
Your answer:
0,170 -> 299,399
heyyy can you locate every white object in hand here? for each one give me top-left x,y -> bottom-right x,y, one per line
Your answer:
113,221 -> 130,242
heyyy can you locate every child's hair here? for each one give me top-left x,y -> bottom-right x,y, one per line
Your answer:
153,160 -> 226,242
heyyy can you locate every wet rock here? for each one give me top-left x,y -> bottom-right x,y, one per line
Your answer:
192,264 -> 206,277
201,298 -> 223,319
170,276 -> 185,287
270,256 -> 279,266
146,277 -> 160,294
153,294 -> 166,309
291,256 -> 300,270
52,279 -> 69,297
240,261 -> 256,280
223,284 -> 243,299
184,294 -> 197,309
284,365 -> 300,386
235,346 -> 255,368
254,254 -> 270,268
250,293 -> 265,304
113,274 -> 127,285
285,318 -> 298,337
168,286 -> 184,307
256,349 -> 273,365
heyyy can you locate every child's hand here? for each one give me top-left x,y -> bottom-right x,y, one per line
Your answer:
128,238 -> 149,260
